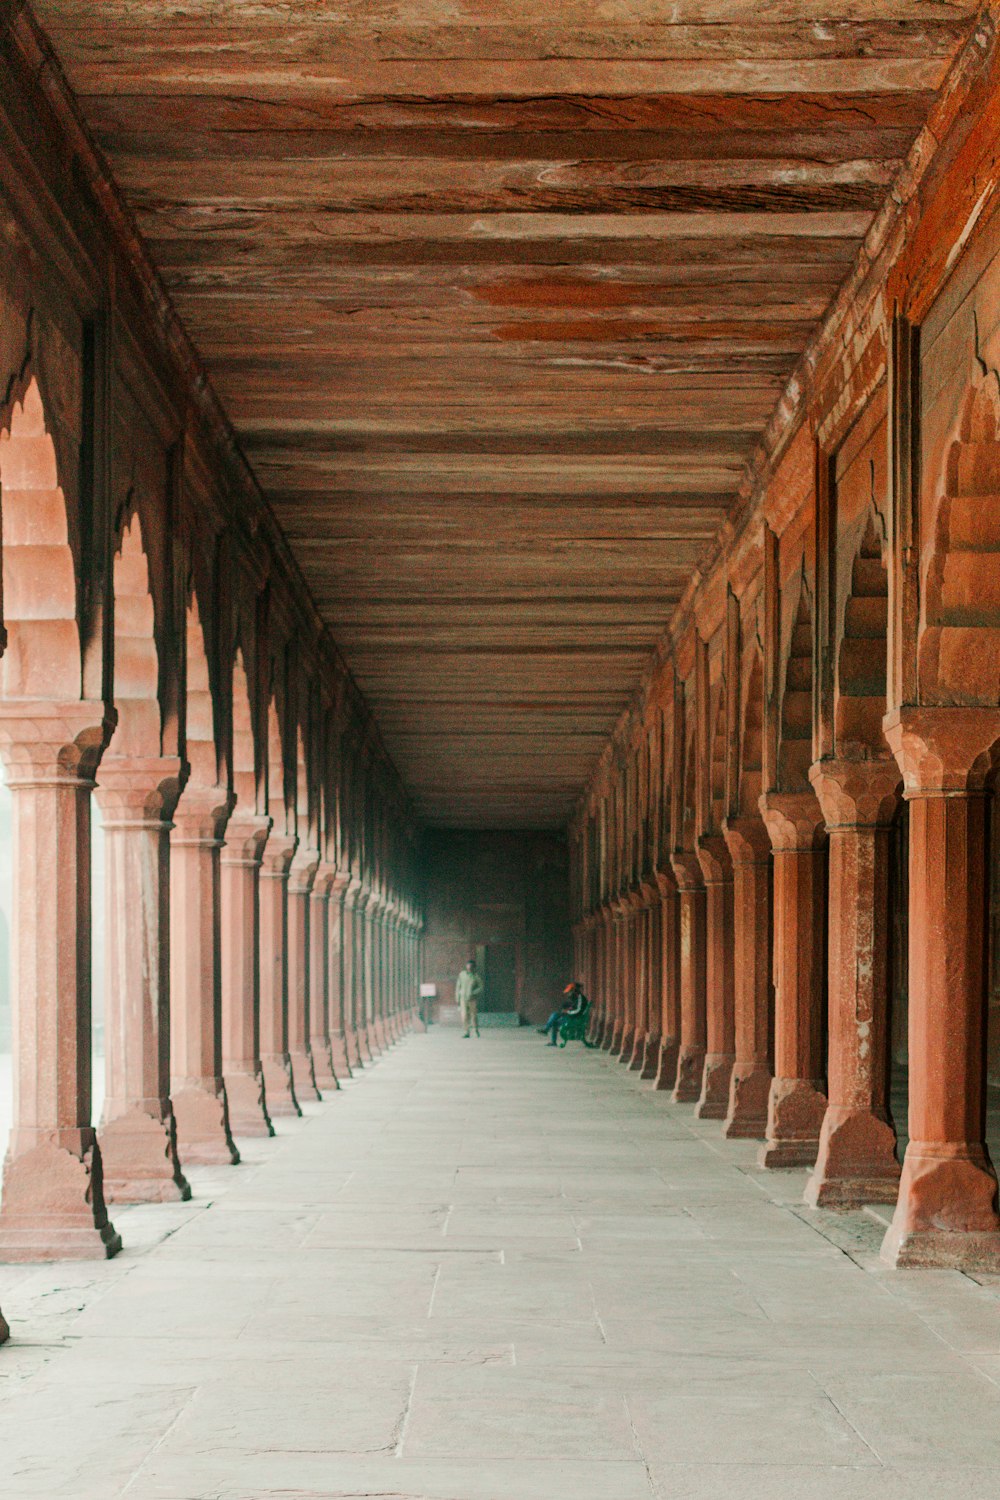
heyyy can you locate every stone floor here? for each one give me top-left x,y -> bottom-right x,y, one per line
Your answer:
4,1032 -> 1000,1497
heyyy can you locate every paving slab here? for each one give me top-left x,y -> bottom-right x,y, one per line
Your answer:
2,1030 -> 1000,1497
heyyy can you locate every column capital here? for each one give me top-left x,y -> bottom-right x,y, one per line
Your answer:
95,754 -> 185,825
884,706 -> 1000,795
310,861 -> 338,898
221,809 -> 272,865
260,831 -> 297,877
759,790 -> 827,852
288,844 -> 320,895
696,833 -> 732,885
654,865 -> 678,899
0,700 -> 114,785
808,756 -> 901,829
670,849 -> 704,891
172,782 -> 234,844
722,815 -> 772,866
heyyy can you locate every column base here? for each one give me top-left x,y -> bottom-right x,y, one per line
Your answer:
804,1106 -> 899,1208
100,1105 -> 191,1203
881,1147 -> 1000,1269
310,1037 -> 340,1091
0,1137 -> 122,1261
627,1031 -> 647,1071
330,1033 -> 353,1078
172,1082 -> 240,1165
605,1021 -> 622,1054
345,1028 -> 363,1069
261,1054 -> 302,1117
696,1052 -> 735,1119
289,1045 -> 321,1102
616,1026 -> 634,1062
723,1063 -> 772,1139
357,1025 -> 374,1064
673,1045 -> 706,1103
639,1032 -> 661,1081
223,1069 -> 275,1137
0,1308 -> 8,1343
653,1035 -> 680,1092
758,1078 -> 828,1169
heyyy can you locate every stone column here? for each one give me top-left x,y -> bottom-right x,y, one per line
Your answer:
610,902 -> 630,1057
0,708 -> 121,1260
355,890 -> 374,1062
721,817 -> 773,1138
387,914 -> 401,1041
221,810 -> 274,1136
259,832 -> 301,1116
805,760 -> 901,1206
287,846 -> 321,1102
759,792 -> 829,1168
881,709 -> 1000,1268
670,853 -> 708,1101
595,911 -> 612,1047
619,897 -> 640,1064
309,864 -> 339,1091
342,888 -> 364,1068
370,902 -> 387,1052
170,786 -> 239,1164
327,880 -> 353,1076
653,869 -> 681,1091
640,901 -> 662,1079
695,835 -> 736,1118
627,899 -> 650,1070
96,757 -> 190,1202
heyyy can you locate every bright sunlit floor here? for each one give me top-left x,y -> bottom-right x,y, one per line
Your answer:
3,1030 -> 1000,1498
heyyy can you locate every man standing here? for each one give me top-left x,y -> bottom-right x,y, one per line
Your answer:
455,959 -> 484,1038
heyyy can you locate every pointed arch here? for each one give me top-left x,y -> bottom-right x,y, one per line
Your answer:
920,364 -> 1000,705
107,513 -> 159,757
777,575 -> 814,793
835,512 -> 888,755
707,680 -> 727,834
0,378 -> 80,700
185,592 -> 219,788
231,647 -> 256,812
737,648 -> 765,816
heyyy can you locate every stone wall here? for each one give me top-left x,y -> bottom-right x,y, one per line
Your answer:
421,830 -> 571,1024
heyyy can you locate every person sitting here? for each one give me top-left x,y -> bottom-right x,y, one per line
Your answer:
538,982 -> 588,1046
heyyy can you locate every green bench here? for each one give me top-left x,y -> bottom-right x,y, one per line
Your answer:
557,1001 -> 595,1048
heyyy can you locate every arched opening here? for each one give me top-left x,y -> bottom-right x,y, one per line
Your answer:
778,579 -> 814,794
835,512 -> 889,756
0,376 -> 119,1257
0,378 -> 80,703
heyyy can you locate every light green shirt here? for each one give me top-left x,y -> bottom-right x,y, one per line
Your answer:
456,970 -> 484,1004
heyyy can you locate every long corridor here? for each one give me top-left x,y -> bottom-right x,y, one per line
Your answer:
3,1030 -> 1000,1497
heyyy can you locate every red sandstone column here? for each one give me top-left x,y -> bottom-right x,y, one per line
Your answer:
309,864 -> 339,1091
170,786 -> 239,1164
0,710 -> 121,1260
805,760 -> 901,1206
654,870 -> 681,1090
721,817 -> 773,1138
759,792 -> 829,1168
619,898 -> 640,1065
640,901 -> 662,1078
670,853 -> 708,1102
343,888 -> 365,1067
96,758 -> 190,1201
287,846 -> 320,1102
611,902 -> 630,1057
220,810 -> 274,1136
259,832 -> 301,1116
695,836 -> 736,1118
356,893 -> 375,1058
627,901 -> 650,1070
328,880 -> 353,1075
370,902 -> 387,1051
596,910 -> 613,1048
881,709 -> 1000,1268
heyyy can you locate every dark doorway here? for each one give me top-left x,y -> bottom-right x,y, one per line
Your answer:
476,942 -> 518,1014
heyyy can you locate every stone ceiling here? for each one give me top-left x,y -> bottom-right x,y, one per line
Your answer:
32,0 -> 978,826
